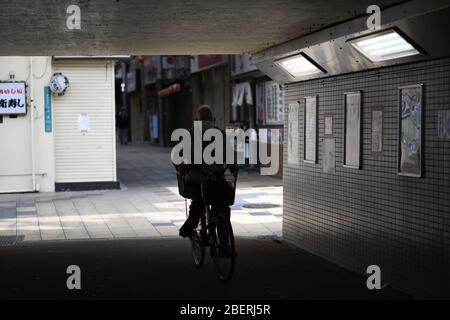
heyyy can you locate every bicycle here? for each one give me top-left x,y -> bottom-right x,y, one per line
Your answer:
177,165 -> 238,282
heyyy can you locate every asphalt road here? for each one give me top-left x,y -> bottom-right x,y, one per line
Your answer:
0,238 -> 409,300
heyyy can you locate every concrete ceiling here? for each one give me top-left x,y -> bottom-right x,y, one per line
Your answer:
1,0 -> 403,56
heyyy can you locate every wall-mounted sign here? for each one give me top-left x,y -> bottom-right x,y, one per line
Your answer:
44,86 -> 52,133
287,102 -> 299,165
162,56 -> 176,79
344,91 -> 362,169
399,84 -> 423,178
49,73 -> 69,96
0,82 -> 27,115
198,55 -> 223,69
190,55 -> 226,73
323,111 -> 335,173
231,54 -> 258,77
304,96 -> 318,163
324,113 -> 334,138
371,107 -> 384,154
162,56 -> 175,69
265,81 -> 284,125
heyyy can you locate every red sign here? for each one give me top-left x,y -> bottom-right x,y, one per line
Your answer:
198,55 -> 223,69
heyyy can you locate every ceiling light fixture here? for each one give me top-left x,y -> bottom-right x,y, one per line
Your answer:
275,53 -> 326,78
348,29 -> 422,62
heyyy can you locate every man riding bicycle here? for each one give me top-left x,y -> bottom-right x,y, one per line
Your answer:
176,105 -> 238,250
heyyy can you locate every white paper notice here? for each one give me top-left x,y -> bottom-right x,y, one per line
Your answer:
78,114 -> 90,132
287,103 -> 299,165
371,109 -> 383,153
325,115 -> 333,136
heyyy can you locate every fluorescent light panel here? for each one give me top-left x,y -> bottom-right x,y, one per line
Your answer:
276,54 -> 324,78
350,30 -> 420,62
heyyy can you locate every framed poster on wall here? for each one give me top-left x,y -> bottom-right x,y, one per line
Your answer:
399,84 -> 423,178
265,81 -> 284,125
437,110 -> 450,140
287,102 -> 300,165
371,107 -> 384,154
344,91 -> 362,169
304,96 -> 318,163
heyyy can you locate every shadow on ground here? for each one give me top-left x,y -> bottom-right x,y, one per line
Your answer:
0,238 -> 409,300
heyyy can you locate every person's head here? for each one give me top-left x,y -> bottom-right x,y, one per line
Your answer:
196,105 -> 214,122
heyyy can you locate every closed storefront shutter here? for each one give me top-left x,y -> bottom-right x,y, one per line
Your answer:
53,60 -> 116,183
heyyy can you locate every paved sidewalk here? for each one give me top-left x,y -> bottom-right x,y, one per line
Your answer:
0,145 -> 282,244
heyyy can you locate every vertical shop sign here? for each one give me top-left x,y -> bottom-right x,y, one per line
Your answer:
44,86 -> 52,133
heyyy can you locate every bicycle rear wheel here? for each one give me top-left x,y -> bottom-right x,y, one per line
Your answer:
210,214 -> 236,282
190,212 -> 206,268
190,230 -> 205,268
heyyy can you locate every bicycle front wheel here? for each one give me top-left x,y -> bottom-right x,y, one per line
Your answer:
210,215 -> 236,282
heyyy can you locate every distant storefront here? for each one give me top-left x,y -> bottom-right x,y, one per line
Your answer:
0,56 -> 119,193
117,56 -> 192,147
230,54 -> 284,177
190,55 -> 230,130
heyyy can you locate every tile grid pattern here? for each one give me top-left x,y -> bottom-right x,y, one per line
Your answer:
282,57 -> 450,299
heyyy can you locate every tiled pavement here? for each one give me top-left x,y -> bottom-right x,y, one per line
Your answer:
0,145 -> 283,244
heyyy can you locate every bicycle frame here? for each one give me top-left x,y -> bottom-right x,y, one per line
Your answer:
198,182 -> 218,247
183,166 -> 237,281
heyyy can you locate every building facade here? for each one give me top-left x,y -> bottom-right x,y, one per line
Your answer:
117,56 -> 192,147
0,57 -> 118,193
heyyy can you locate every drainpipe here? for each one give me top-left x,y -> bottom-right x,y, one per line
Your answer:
29,57 -> 36,192
158,56 -> 164,147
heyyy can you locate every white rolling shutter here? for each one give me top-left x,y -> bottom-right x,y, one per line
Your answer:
53,60 -> 116,183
